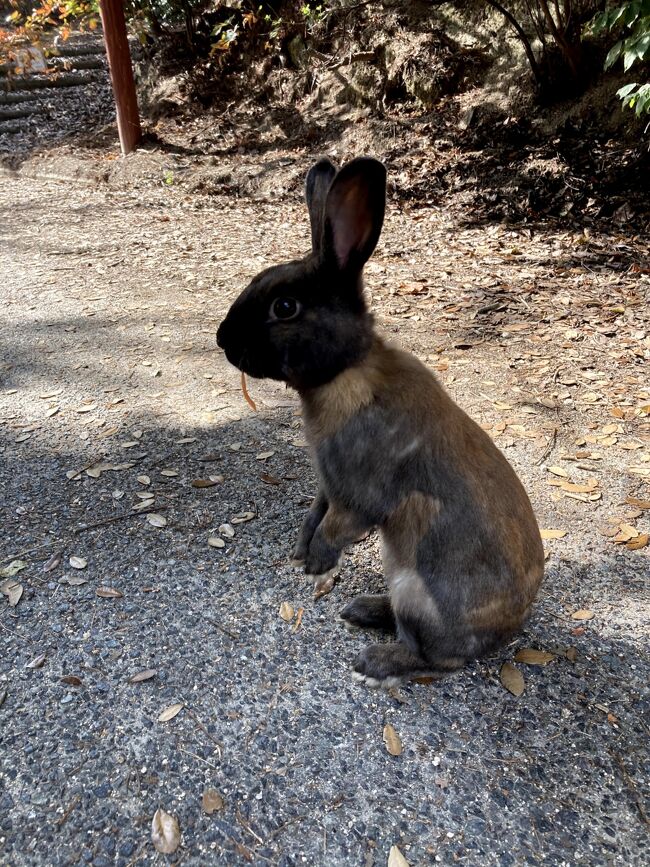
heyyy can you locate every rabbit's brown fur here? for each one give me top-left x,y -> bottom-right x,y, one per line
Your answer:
217,156 -> 544,685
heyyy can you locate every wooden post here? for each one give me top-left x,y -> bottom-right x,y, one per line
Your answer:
99,0 -> 141,156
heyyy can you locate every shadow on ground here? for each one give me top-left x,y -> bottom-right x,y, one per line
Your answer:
1,408 -> 648,866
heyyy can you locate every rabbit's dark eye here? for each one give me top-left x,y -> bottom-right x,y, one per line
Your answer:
272,297 -> 300,320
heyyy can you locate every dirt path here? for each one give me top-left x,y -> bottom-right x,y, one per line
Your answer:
1,170 -> 648,866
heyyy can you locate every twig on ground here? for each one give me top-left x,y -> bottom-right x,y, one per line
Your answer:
74,506 -> 169,534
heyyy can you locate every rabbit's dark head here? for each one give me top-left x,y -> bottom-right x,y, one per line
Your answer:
216,157 -> 386,390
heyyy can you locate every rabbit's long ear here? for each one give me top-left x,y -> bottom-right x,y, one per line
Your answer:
305,157 -> 338,256
324,157 -> 386,274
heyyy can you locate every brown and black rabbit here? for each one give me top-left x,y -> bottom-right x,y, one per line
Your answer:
217,156 -> 544,686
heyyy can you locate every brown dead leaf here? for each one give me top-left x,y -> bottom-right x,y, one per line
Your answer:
565,647 -> 578,662
388,845 -> 410,867
43,551 -> 62,573
157,702 -> 184,722
1,578 -> 23,607
383,723 -> 403,756
514,649 -> 556,666
294,607 -> 304,632
191,478 -> 220,488
278,602 -> 294,622
60,675 -> 83,686
625,497 -> 650,510
313,572 -> 336,599
129,669 -> 157,683
500,662 -> 525,696
60,575 -> 87,586
626,534 -> 649,550
547,466 -> 569,478
231,512 -> 255,524
96,587 -> 123,599
571,609 -> 594,621
202,788 -> 225,814
151,808 -> 180,855
540,529 -> 567,540
260,472 -> 281,485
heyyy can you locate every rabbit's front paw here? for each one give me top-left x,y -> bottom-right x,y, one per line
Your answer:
340,594 -> 395,631
304,537 -> 340,577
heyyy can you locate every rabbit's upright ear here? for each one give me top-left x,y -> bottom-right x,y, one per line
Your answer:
305,157 -> 338,256
324,157 -> 386,274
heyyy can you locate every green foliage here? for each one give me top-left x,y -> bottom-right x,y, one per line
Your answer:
589,1 -> 650,115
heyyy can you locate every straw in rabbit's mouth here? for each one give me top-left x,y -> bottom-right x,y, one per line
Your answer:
241,373 -> 257,412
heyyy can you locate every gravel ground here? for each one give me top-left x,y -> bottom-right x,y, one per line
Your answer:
0,172 -> 648,867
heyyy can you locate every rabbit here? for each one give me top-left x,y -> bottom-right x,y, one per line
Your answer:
216,156 -> 544,686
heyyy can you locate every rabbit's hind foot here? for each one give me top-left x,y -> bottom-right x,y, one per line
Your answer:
352,641 -> 463,688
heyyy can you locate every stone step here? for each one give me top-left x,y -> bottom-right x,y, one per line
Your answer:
48,55 -> 106,72
0,90 -> 43,106
0,71 -> 103,93
53,35 -> 106,57
0,104 -> 37,120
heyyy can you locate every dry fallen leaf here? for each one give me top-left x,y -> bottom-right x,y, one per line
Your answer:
191,478 -> 220,488
60,675 -> 83,686
278,601 -> 294,622
26,653 -> 47,669
294,607 -> 304,632
383,723 -> 403,756
202,788 -> 225,814
0,560 -> 27,579
96,587 -> 124,599
207,536 -> 225,548
231,512 -> 255,524
69,556 -> 87,570
43,551 -> 62,573
256,451 -> 275,461
625,496 -> 650,510
146,513 -> 167,528
547,466 -> 569,478
60,575 -> 87,586
160,469 -> 178,478
500,663 -> 525,696
260,473 -> 281,486
571,609 -> 594,621
137,475 -> 151,485
540,529 -> 567,540
626,534 -> 649,550
157,702 -> 184,722
1,578 -> 23,607
514,649 -> 556,666
313,572 -> 336,599
151,808 -> 180,855
218,523 -> 235,538
388,845 -> 410,867
129,669 -> 157,684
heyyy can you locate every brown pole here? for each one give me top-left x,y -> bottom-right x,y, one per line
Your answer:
99,0 -> 142,155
